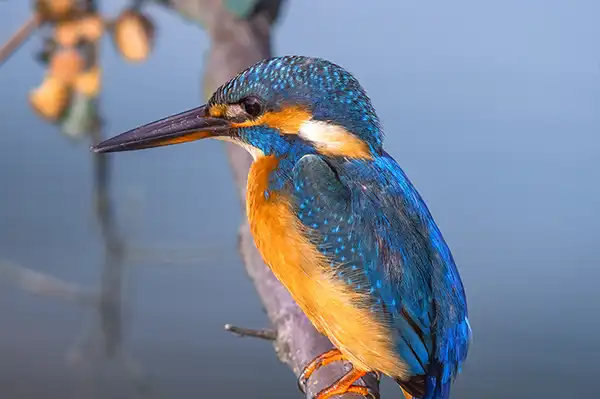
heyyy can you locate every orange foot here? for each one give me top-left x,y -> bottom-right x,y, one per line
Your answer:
298,349 -> 379,399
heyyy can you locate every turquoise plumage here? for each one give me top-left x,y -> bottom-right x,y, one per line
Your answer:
291,152 -> 471,398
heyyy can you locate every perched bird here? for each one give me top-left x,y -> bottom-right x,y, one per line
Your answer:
93,56 -> 471,399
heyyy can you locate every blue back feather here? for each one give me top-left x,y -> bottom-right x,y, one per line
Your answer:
285,153 -> 471,399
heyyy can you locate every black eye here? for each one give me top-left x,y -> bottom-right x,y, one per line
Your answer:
241,96 -> 264,118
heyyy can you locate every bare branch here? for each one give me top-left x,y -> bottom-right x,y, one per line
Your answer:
160,1 -> 381,397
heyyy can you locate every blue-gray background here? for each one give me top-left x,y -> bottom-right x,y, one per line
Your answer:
1,1 -> 598,398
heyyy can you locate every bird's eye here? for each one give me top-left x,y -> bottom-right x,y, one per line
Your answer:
241,96 -> 264,118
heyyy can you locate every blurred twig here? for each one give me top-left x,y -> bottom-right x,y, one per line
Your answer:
1,1 -> 152,395
3,1 -> 380,397
65,33 -> 153,396
0,259 -> 97,305
0,14 -> 40,66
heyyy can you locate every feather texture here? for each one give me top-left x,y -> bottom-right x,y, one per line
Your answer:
208,55 -> 471,399
246,155 -> 408,376
285,153 -> 471,399
93,54 -> 471,399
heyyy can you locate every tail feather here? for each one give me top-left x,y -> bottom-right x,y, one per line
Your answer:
424,375 -> 451,399
396,371 -> 451,399
396,375 -> 425,398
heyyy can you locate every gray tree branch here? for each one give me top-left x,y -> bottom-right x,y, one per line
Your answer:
160,0 -> 380,397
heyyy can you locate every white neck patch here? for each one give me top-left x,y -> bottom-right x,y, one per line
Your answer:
214,136 -> 265,160
298,120 -> 370,159
299,120 -> 349,150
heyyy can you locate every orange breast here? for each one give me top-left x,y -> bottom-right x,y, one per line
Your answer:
245,155 -> 408,378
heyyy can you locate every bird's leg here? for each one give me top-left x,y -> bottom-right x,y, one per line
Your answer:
314,368 -> 378,399
298,348 -> 345,392
298,349 -> 379,398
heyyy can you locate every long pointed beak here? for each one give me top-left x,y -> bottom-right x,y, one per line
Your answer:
91,105 -> 231,154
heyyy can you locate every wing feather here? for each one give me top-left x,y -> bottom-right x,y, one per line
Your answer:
288,153 -> 470,384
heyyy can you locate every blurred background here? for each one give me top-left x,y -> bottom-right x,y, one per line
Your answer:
0,0 -> 599,398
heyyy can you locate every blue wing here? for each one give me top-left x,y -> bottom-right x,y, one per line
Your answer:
289,153 -> 471,399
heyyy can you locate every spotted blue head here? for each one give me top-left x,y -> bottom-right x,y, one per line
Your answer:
92,56 -> 383,160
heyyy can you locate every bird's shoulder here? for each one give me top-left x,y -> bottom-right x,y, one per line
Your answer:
287,152 -> 440,312
285,152 -> 470,380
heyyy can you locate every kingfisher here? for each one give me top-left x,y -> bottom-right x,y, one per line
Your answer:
92,56 -> 471,399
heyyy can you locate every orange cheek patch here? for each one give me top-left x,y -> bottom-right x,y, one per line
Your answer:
231,106 -> 312,134
208,104 -> 227,118
262,106 -> 312,134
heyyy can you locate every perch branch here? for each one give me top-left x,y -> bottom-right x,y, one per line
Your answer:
161,0 -> 380,397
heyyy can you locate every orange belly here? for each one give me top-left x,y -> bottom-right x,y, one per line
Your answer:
245,155 -> 408,378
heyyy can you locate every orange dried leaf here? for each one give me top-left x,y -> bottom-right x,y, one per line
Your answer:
54,20 -> 79,47
113,10 -> 155,62
49,48 -> 84,85
29,75 -> 71,121
74,66 -> 101,97
36,0 -> 75,20
78,14 -> 105,42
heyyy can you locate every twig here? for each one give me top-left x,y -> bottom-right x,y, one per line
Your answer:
0,259 -> 98,305
224,324 -> 277,340
59,3 -> 151,392
0,14 -> 40,66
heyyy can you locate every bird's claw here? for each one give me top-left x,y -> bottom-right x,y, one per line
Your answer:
298,362 -> 316,393
298,348 -> 344,393
298,370 -> 308,394
298,349 -> 380,398
349,385 -> 380,399
313,383 -> 379,399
